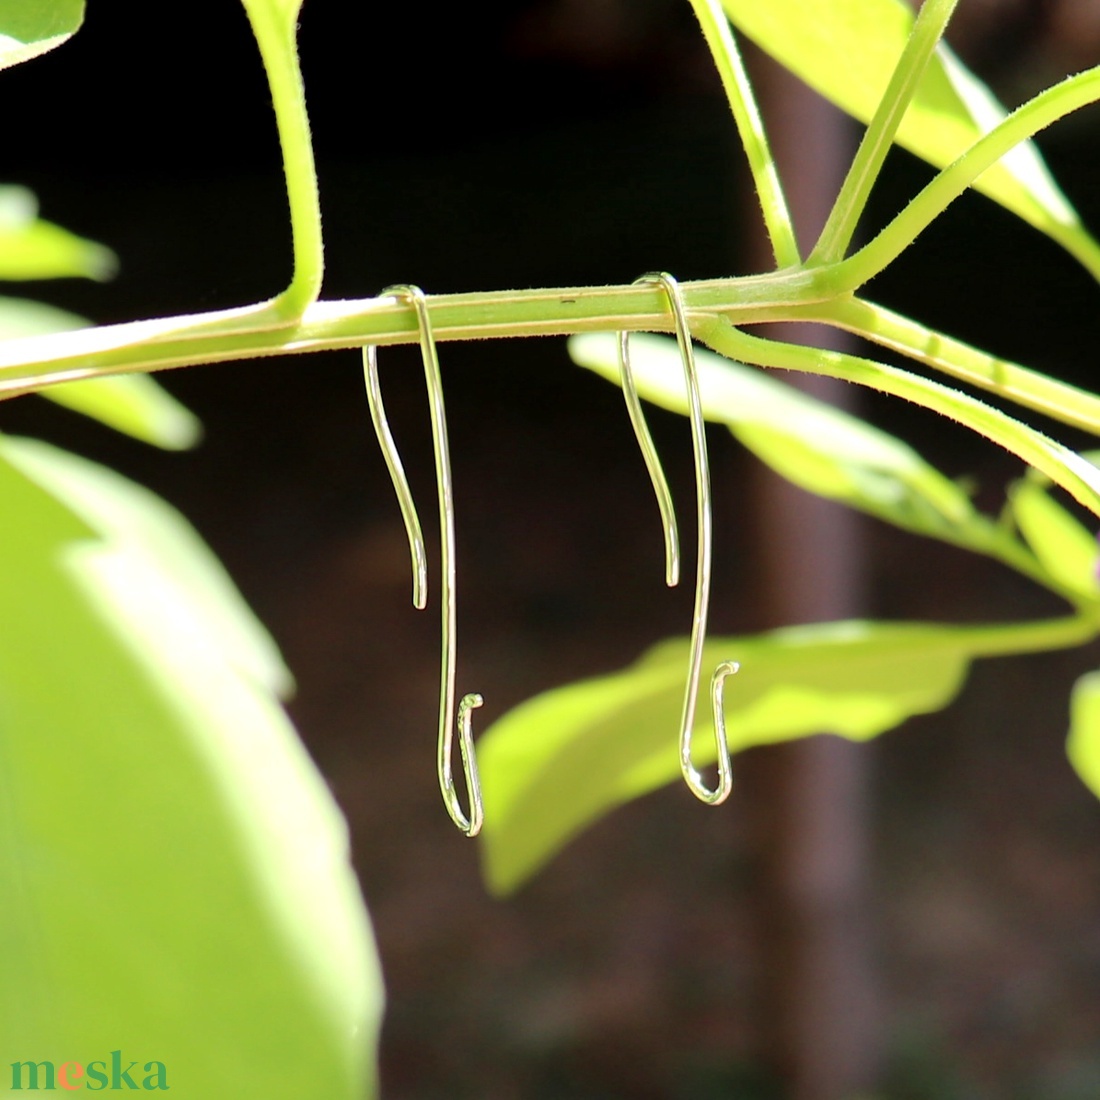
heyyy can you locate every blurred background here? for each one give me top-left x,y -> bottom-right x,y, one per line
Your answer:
4,0 -> 1100,1095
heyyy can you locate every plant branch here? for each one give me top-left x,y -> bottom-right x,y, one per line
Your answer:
950,612 -> 1100,658
793,295 -> 1100,435
698,315 -> 1100,520
240,0 -> 324,316
0,272 -> 829,397
811,0 -> 960,264
830,65 -> 1100,289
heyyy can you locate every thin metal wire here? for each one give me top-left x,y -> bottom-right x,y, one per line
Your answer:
707,660 -> 739,804
618,332 -> 680,587
636,271 -> 735,806
361,284 -> 484,837
363,344 -> 428,609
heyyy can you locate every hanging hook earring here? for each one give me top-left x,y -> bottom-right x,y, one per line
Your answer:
635,272 -> 736,805
362,285 -> 484,837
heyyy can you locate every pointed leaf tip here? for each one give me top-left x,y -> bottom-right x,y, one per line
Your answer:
0,0 -> 84,71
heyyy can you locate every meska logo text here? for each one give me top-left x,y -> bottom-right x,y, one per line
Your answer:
9,1051 -> 168,1091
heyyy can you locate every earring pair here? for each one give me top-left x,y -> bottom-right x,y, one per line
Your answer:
363,273 -> 735,836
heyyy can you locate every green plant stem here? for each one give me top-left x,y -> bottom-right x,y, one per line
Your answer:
794,295 -> 1100,435
686,0 -> 800,267
810,0 -> 960,264
831,64 -> 1100,289
0,273 -> 830,397
240,0 -> 324,316
698,316 -> 1100,520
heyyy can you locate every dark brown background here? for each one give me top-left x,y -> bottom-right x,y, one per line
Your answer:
5,0 -> 1100,1095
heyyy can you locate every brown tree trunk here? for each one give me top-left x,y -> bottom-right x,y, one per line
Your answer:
737,47 -> 881,1100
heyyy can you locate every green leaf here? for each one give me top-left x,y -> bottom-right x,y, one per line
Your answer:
0,185 -> 116,281
0,436 -> 381,1097
719,0 -> 1100,273
479,620 -> 974,894
0,292 -> 86,338
8,437 -> 291,693
43,375 -> 204,450
1068,670 -> 1100,801
0,0 -> 83,70
0,294 -> 202,449
1009,480 -> 1100,604
571,332 -> 987,547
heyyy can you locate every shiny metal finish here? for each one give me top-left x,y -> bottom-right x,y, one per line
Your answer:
633,272 -> 736,806
362,285 -> 483,837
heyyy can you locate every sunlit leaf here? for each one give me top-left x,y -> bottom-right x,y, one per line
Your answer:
0,183 -> 36,226
0,0 -> 83,71
719,0 -> 1100,274
0,185 -> 115,281
1067,670 -> 1100,801
0,436 -> 381,1097
9,438 -> 290,693
43,375 -> 203,450
0,294 -> 201,449
480,620 -> 975,894
0,292 -> 85,338
571,332 -> 989,548
1009,480 -> 1100,603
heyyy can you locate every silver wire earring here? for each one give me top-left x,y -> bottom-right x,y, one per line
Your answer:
362,285 -> 484,837
619,272 -> 737,805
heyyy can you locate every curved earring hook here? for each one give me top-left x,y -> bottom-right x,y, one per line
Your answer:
636,271 -> 735,806
362,284 -> 484,837
618,329 -> 680,587
363,342 -> 428,610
